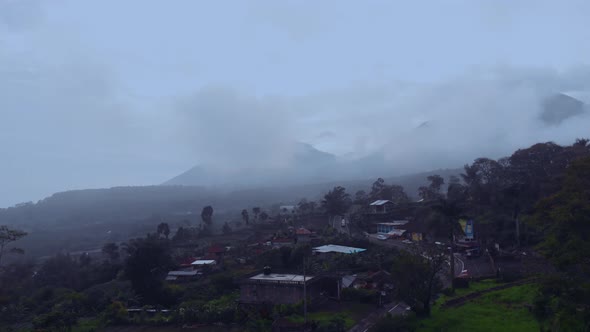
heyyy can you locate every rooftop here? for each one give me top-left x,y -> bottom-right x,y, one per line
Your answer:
313,244 -> 366,254
370,200 -> 393,206
167,270 -> 201,277
191,259 -> 217,266
249,273 -> 313,283
378,220 -> 409,226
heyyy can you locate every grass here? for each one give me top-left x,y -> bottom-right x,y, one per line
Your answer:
418,281 -> 540,332
287,302 -> 372,329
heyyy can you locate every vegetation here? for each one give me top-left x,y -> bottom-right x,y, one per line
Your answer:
1,139 -> 590,331
418,283 -> 540,332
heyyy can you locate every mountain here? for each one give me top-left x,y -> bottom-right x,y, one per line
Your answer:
541,92 -> 589,125
164,142 -> 341,187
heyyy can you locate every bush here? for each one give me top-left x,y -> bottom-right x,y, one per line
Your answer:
341,288 -> 378,304
441,287 -> 454,296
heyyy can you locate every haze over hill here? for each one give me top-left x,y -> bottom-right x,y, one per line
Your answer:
2,1 -> 590,206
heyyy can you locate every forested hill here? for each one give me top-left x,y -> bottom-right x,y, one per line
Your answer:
0,169 -> 459,230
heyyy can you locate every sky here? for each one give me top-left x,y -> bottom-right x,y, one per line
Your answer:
1,0 -> 590,207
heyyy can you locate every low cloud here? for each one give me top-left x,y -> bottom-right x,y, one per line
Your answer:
175,87 -> 296,170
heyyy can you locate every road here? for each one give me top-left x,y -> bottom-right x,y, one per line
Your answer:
348,301 -> 410,332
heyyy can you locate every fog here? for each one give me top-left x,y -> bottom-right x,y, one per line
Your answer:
1,0 -> 590,207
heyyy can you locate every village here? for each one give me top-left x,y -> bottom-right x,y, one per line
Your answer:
116,192 -> 539,332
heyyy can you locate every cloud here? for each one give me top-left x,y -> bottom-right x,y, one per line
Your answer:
0,0 -> 44,32
174,87 -> 296,170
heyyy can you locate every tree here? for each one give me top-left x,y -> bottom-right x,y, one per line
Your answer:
298,199 -> 311,215
528,156 -> 590,273
0,225 -> 27,266
201,206 -> 214,228
391,248 -> 447,315
222,222 -> 232,235
354,190 -> 369,205
259,211 -> 269,222
241,209 -> 250,225
123,235 -> 175,304
102,242 -> 120,262
157,222 -> 170,239
252,207 -> 261,223
322,186 -> 352,223
418,175 -> 445,201
429,197 -> 463,291
370,178 -> 386,200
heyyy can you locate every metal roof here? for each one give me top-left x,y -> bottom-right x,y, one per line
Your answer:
249,273 -> 313,283
370,200 -> 393,206
167,270 -> 201,276
190,259 -> 216,265
313,244 -> 366,254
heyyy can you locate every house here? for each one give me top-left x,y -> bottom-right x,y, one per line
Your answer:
165,270 -> 202,282
190,259 -> 217,272
351,270 -> 394,291
376,220 -> 409,234
207,244 -> 227,258
239,270 -> 323,305
369,200 -> 395,214
313,244 -> 366,255
295,227 -> 313,243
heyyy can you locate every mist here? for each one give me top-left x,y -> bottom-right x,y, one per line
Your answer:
2,0 -> 590,207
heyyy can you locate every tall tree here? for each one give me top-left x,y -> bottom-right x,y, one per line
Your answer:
252,207 -> 261,223
156,222 -> 170,239
201,206 -> 214,228
241,209 -> 250,225
123,235 -> 175,304
0,225 -> 27,266
102,242 -> 120,262
322,186 -> 352,225
391,247 -> 447,315
354,190 -> 369,205
222,222 -> 232,235
528,156 -> 590,273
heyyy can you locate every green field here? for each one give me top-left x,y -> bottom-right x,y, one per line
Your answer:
417,281 -> 540,332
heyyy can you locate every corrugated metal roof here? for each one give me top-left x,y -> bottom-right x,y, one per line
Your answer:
167,270 -> 201,276
370,200 -> 393,206
313,244 -> 366,254
190,259 -> 216,265
250,273 -> 313,282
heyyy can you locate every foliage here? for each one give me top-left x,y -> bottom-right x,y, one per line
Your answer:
419,283 -> 540,332
241,209 -> 249,225
322,186 -> 352,217
101,300 -> 128,325
102,242 -> 120,262
122,235 -> 176,305
370,178 -> 410,204
528,156 -> 590,273
370,313 -> 417,332
201,205 -> 214,227
341,288 -> 379,304
156,222 -> 170,239
391,248 -> 446,315
0,225 -> 27,266
222,222 -> 232,234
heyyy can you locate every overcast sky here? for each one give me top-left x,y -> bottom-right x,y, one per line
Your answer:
1,0 -> 590,207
